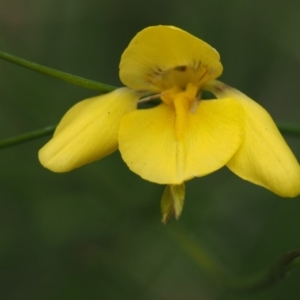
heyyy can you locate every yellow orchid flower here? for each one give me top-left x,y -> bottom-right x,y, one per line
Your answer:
39,25 -> 300,211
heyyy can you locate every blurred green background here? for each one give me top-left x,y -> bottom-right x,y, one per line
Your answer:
1,0 -> 300,299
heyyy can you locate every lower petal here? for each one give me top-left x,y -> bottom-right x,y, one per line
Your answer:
39,88 -> 139,172
118,99 -> 244,184
225,90 -> 300,197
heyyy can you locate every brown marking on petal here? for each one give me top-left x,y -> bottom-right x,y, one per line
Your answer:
214,82 -> 231,92
193,60 -> 201,69
174,66 -> 187,72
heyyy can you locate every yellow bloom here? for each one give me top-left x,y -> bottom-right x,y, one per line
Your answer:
39,25 -> 300,200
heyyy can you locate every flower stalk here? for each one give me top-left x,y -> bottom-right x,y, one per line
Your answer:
0,49 -> 115,93
0,126 -> 55,149
169,225 -> 300,294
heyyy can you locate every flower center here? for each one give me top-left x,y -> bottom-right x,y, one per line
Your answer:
161,83 -> 199,141
161,83 -> 198,109
149,63 -> 210,91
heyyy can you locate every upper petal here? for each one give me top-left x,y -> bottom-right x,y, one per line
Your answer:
118,98 -> 244,184
224,89 -> 300,197
119,25 -> 223,92
39,88 -> 139,172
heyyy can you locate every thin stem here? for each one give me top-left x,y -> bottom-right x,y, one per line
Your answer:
277,123 -> 300,137
169,225 -> 300,294
1,120 -> 300,151
167,226 -> 230,286
227,249 -> 300,293
0,126 -> 55,149
0,50 -> 116,93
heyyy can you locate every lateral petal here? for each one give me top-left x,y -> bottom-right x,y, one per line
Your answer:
39,88 -> 138,172
118,98 -> 244,184
225,89 -> 300,197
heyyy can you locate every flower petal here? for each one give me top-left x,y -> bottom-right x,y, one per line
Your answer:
39,88 -> 139,172
118,98 -> 244,184
224,90 -> 300,197
119,25 -> 223,92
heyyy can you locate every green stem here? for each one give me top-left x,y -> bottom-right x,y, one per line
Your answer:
0,121 -> 299,151
277,123 -> 300,137
1,121 -> 300,151
0,50 -> 116,93
169,225 -> 300,294
167,226 -> 226,285
227,249 -> 300,293
0,126 -> 55,149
